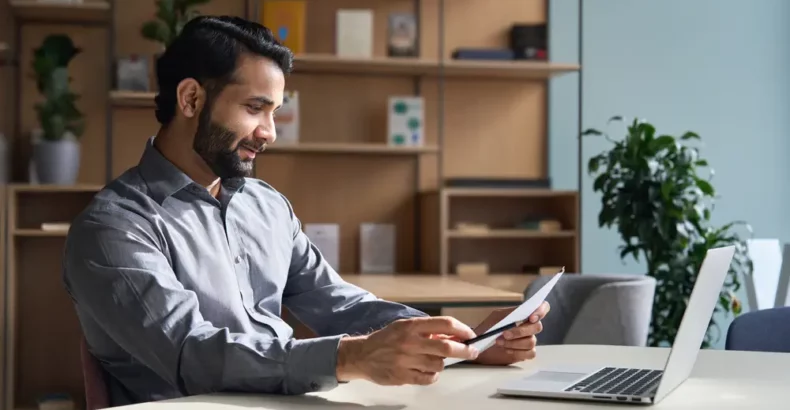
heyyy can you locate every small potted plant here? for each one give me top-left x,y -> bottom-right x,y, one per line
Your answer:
141,0 -> 211,87
31,34 -> 84,185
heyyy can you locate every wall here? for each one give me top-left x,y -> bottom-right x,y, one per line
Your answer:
549,0 -> 790,348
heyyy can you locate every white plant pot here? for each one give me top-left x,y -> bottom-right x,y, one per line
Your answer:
33,131 -> 80,185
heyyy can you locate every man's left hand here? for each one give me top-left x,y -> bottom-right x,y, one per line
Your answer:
471,301 -> 550,366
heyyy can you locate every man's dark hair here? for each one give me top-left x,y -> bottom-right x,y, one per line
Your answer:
154,15 -> 293,125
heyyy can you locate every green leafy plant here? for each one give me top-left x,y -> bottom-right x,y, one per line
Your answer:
32,34 -> 84,142
141,0 -> 211,48
584,116 -> 753,348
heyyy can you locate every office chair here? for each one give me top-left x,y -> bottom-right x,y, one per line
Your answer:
524,273 -> 656,346
725,306 -> 790,353
80,337 -> 110,409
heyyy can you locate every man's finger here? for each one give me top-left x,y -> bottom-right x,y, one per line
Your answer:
408,370 -> 439,385
414,337 -> 479,360
409,316 -> 476,339
507,348 -> 537,362
497,335 -> 537,350
503,321 -> 543,340
404,354 -> 445,373
527,301 -> 551,323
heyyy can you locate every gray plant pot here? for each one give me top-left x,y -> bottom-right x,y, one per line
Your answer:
34,138 -> 80,185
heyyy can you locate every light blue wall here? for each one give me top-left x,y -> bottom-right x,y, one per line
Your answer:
549,0 -> 790,348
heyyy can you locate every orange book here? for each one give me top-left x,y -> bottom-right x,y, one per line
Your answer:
261,0 -> 306,54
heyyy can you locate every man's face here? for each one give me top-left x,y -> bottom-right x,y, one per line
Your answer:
193,54 -> 284,179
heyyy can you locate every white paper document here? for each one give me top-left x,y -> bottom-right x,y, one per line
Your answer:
444,268 -> 565,366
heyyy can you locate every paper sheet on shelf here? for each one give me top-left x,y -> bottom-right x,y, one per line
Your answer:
444,268 -> 565,366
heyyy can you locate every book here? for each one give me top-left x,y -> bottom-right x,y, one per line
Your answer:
261,0 -> 306,54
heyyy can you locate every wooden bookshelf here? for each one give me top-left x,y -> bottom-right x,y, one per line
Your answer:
3,185 -> 101,410
421,187 -> 580,276
10,0 -> 110,24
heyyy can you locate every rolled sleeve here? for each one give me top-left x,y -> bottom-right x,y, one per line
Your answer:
63,207 -> 345,396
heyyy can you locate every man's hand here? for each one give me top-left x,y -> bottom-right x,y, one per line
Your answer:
472,301 -> 550,366
336,316 -> 479,385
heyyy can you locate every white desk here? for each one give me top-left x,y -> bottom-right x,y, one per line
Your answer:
117,345 -> 790,409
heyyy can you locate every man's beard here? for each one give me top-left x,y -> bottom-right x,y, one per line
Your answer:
192,107 -> 261,180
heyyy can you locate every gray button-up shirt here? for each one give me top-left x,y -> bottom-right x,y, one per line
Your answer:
62,138 -> 426,405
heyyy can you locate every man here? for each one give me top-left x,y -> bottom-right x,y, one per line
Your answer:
62,16 -> 549,406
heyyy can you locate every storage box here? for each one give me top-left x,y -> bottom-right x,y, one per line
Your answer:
274,90 -> 299,144
388,96 -> 424,146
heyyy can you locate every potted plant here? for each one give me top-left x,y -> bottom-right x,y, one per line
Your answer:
140,0 -> 211,89
141,0 -> 211,48
584,116 -> 753,348
31,34 -> 84,185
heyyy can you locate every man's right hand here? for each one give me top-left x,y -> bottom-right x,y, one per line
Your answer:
335,316 -> 479,386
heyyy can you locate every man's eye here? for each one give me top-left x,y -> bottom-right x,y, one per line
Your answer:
247,105 -> 263,113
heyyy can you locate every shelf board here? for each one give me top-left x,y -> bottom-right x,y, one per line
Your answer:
10,0 -> 111,24
8,183 -> 103,193
444,187 -> 578,198
266,142 -> 438,155
442,60 -> 580,80
291,53 -> 579,79
13,229 -> 68,237
110,90 -> 156,107
447,229 -> 576,239
293,54 -> 436,76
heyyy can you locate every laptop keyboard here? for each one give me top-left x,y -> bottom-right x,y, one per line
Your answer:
563,367 -> 663,397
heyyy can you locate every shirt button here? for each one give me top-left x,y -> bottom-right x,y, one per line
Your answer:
234,255 -> 242,264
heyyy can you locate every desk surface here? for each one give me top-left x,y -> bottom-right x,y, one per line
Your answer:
118,344 -> 790,409
340,274 -> 524,305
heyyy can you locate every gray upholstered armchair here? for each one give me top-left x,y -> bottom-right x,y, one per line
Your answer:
524,274 -> 656,347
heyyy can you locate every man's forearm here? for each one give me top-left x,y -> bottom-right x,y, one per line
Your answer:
178,325 -> 347,395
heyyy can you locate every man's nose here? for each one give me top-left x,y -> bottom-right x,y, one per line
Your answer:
254,125 -> 276,144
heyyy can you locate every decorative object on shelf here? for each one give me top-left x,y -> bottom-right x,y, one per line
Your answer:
451,48 -> 515,60
274,90 -> 299,144
387,12 -> 417,57
141,0 -> 211,49
584,116 -> 754,348
456,262 -> 489,277
304,223 -> 340,271
538,219 -> 562,232
36,392 -> 74,410
455,222 -> 489,233
31,34 -> 84,185
539,266 -> 562,275
360,223 -> 396,274
388,96 -> 423,147
261,0 -> 305,54
41,222 -> 71,231
510,23 -> 547,60
336,9 -> 373,58
115,54 -> 150,91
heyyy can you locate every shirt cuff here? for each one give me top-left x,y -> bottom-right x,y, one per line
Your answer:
286,334 -> 346,393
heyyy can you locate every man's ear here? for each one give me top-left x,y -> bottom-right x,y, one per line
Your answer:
175,78 -> 205,119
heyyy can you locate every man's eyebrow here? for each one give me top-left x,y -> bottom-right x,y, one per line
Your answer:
247,96 -> 275,105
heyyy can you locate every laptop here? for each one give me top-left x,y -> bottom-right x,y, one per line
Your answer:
496,245 -> 736,405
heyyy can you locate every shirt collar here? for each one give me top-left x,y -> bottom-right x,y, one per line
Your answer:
138,137 -> 246,204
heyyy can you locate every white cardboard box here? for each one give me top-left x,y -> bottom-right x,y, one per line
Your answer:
274,90 -> 299,144
304,224 -> 340,271
360,223 -> 396,273
336,9 -> 373,58
388,96 -> 424,146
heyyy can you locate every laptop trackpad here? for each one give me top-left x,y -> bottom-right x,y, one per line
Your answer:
528,371 -> 588,383
514,371 -> 589,392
